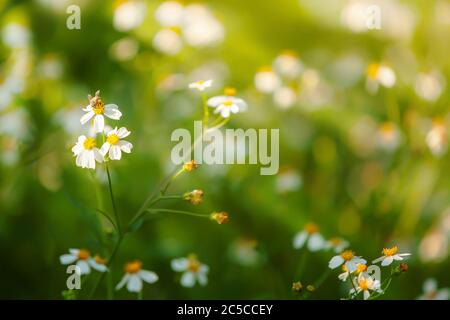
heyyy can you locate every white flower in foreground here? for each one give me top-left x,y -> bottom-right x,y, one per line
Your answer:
292,223 -> 325,252
100,127 -> 133,161
80,91 -> 122,133
326,237 -> 350,253
417,278 -> 450,300
71,135 -> 103,169
366,63 -> 396,92
329,250 -> 366,272
372,245 -> 411,266
59,249 -> 108,275
350,274 -> 382,300
171,254 -> 209,287
189,79 -> 213,91
116,260 -> 158,293
207,87 -> 247,118
338,263 -> 368,282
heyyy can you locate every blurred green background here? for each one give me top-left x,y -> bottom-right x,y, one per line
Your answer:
0,0 -> 449,299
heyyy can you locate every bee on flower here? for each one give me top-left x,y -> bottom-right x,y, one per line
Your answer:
59,249 -> 108,275
372,245 -> 411,266
366,63 -> 396,93
80,91 -> 122,133
171,254 -> 209,287
292,223 -> 325,252
115,260 -> 159,293
417,278 -> 450,300
100,127 -> 133,161
325,237 -> 350,253
71,135 -> 104,169
328,249 -> 366,272
189,79 -> 213,91
350,274 -> 382,300
207,87 -> 247,118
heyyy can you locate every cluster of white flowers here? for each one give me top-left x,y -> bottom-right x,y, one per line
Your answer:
60,248 -> 107,275
153,1 -> 224,56
71,91 -> 133,169
254,50 -> 303,110
293,224 -> 411,300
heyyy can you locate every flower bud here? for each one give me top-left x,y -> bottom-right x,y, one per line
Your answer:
183,189 -> 204,205
292,281 -> 303,293
394,263 -> 409,275
306,285 -> 315,292
183,160 -> 198,172
210,211 -> 229,225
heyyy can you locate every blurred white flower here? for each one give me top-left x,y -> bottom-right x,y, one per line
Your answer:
0,136 -> 19,166
418,278 -> 450,300
414,71 -> 444,102
273,50 -> 303,79
116,260 -> 158,293
100,127 -> 133,161
254,66 -> 281,94
419,228 -> 448,262
293,223 -> 325,252
80,91 -> 122,133
207,87 -> 247,118
110,37 -> 139,61
36,55 -> 63,79
183,4 -> 224,47
72,135 -> 103,169
372,246 -> 410,266
350,274 -> 382,300
366,63 -> 396,93
189,79 -> 213,91
171,254 -> 209,287
113,0 -> 147,32
155,1 -> 185,27
275,169 -> 302,193
2,23 -> 30,49
426,119 -> 448,157
152,28 -> 183,56
376,122 -> 401,151
273,86 -> 297,109
59,249 -> 107,275
228,238 -> 261,267
0,108 -> 29,140
329,250 -> 366,272
326,237 -> 349,254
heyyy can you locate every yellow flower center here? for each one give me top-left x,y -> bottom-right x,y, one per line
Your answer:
187,256 -> 201,273
94,255 -> 107,265
92,99 -> 105,115
367,63 -> 380,79
83,137 -> 96,150
224,87 -> 236,96
329,237 -> 342,246
77,249 -> 90,260
197,80 -> 205,85
382,246 -> 398,256
124,260 -> 142,274
358,278 -> 370,291
356,264 -> 367,274
341,250 -> 355,261
183,160 -> 198,172
223,100 -> 233,107
107,134 -> 120,145
304,223 -> 318,234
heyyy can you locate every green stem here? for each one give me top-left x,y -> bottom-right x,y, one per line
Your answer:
107,270 -> 114,300
138,290 -> 143,300
105,164 -> 121,235
147,208 -> 210,219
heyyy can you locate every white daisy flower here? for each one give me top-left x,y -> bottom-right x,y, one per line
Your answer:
80,90 -> 122,133
189,79 -> 213,91
254,66 -> 281,94
292,223 -> 326,252
418,278 -> 450,300
116,260 -> 158,293
326,237 -> 350,253
171,254 -> 209,287
350,273 -> 382,300
372,245 -> 411,266
207,87 -> 247,118
366,63 -> 396,92
338,263 -> 368,282
328,250 -> 366,272
100,127 -> 133,161
71,135 -> 103,170
59,249 -> 108,275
